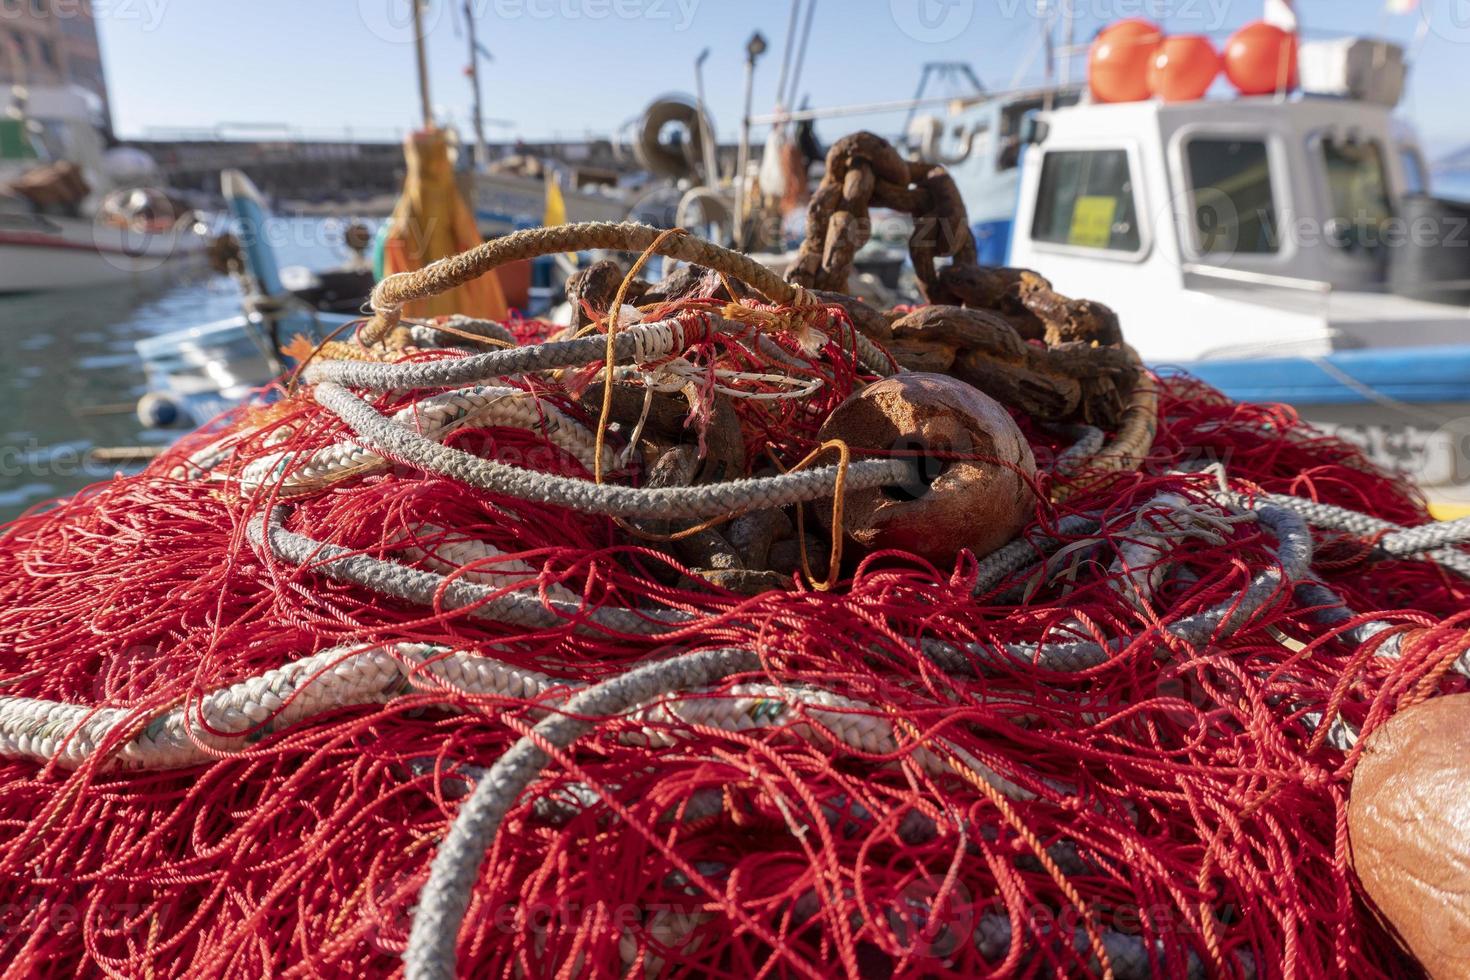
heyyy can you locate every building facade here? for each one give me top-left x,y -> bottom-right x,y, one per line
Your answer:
0,0 -> 110,129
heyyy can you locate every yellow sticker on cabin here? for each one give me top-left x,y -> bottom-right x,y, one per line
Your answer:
1069,196 -> 1118,248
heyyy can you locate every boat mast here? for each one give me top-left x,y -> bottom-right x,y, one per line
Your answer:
1058,0 -> 1076,87
464,0 -> 488,169
734,31 -> 768,247
412,0 -> 433,129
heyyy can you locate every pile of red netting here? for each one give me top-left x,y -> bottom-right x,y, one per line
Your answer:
0,306 -> 1463,979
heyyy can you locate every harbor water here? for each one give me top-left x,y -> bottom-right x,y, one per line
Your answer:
0,216 -> 368,522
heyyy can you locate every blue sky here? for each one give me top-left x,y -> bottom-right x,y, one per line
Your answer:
95,0 -> 1467,156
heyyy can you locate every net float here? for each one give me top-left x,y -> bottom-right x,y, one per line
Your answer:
816,372 -> 1037,566
1349,692 -> 1470,978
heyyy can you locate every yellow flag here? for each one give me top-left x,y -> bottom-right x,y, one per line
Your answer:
544,173 -> 576,265
544,172 -> 568,227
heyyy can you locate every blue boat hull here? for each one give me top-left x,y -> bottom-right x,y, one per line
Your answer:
1181,345 -> 1470,407
1177,345 -> 1470,502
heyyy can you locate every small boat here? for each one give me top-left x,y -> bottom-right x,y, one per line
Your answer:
0,84 -> 206,292
134,171 -> 353,428
0,206 -> 204,292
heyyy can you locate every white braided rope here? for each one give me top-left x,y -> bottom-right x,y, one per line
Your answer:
235,386 -> 611,496
169,422 -> 296,481
395,524 -> 580,604
0,643 -> 556,770
0,648 -> 1025,787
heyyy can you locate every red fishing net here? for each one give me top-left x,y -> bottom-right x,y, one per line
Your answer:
0,308 -> 1461,978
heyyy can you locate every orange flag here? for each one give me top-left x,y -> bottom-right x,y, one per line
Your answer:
383,128 -> 507,321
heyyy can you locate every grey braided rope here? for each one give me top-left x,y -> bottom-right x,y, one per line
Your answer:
1373,514 -> 1470,556
403,647 -> 761,980
1052,425 -> 1106,478
247,507 -> 690,636
307,315 -> 703,390
929,503 -> 1313,674
313,382 -> 911,520
971,513 -> 1102,597
406,316 -> 518,350
1255,492 -> 1470,576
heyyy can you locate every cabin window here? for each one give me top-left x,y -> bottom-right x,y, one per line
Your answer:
1185,138 -> 1280,256
1399,147 -> 1428,196
1321,138 -> 1393,249
1031,149 -> 1141,252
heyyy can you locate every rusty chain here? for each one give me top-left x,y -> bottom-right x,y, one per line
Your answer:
786,131 -> 1139,428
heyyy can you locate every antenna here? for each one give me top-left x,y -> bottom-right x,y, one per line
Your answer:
463,0 -> 490,169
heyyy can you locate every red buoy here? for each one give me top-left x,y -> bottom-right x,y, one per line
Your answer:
1089,19 -> 1164,104
1224,21 -> 1298,96
1149,34 -> 1221,102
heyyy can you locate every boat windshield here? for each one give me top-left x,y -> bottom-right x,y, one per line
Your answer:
1321,137 -> 1394,249
1031,148 -> 1141,253
1184,137 -> 1280,257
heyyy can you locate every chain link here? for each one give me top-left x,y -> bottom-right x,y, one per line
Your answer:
785,131 -> 1139,427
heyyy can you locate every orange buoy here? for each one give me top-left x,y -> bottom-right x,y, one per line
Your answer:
1089,19 -> 1164,104
1348,693 -> 1470,977
1149,34 -> 1221,102
1224,21 -> 1298,96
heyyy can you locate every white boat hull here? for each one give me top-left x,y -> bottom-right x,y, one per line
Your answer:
0,216 -> 205,293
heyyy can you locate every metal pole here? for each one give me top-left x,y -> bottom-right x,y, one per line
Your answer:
412,0 -> 433,130
464,0 -> 487,168
693,48 -> 719,187
734,32 -> 767,247
1041,0 -> 1055,88
1059,0 -> 1076,87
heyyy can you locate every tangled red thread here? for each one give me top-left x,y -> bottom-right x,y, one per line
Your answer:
0,318 -> 1460,978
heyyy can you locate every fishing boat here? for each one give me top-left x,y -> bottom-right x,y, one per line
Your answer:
902,24 -> 1470,513
473,164 -> 631,238
0,84 -> 206,292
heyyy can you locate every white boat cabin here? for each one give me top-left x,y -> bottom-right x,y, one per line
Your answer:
1005,95 -> 1468,366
